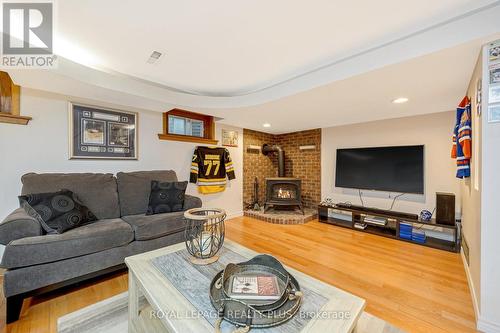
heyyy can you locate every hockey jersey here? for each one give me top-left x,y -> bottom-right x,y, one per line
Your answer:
190,146 -> 235,194
451,96 -> 472,179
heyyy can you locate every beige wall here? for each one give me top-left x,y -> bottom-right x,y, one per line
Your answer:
461,51 -> 482,317
0,88 -> 244,221
321,111 -> 460,215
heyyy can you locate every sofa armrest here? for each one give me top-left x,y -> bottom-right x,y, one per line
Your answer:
0,208 -> 42,245
183,195 -> 202,210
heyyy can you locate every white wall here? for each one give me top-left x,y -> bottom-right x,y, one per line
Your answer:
321,111 -> 460,215
477,44 -> 500,333
0,88 -> 243,220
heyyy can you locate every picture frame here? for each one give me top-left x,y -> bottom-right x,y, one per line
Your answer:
221,129 -> 238,147
489,44 -> 500,63
69,103 -> 138,159
488,104 -> 500,123
490,63 -> 500,85
489,84 -> 500,104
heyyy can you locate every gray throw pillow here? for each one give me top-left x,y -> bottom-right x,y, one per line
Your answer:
19,189 -> 97,234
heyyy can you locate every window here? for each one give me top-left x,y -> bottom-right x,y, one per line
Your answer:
158,109 -> 218,144
168,115 -> 204,138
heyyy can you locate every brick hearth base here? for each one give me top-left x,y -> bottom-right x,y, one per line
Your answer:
244,208 -> 317,224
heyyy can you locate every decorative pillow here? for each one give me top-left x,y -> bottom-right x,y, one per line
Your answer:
146,181 -> 188,215
19,189 -> 98,234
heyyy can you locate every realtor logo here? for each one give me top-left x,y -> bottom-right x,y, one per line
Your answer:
1,1 -> 56,68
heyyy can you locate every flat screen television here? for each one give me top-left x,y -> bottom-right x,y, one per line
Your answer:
335,145 -> 424,194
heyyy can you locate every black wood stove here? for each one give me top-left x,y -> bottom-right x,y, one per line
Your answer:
264,177 -> 303,214
262,144 -> 304,214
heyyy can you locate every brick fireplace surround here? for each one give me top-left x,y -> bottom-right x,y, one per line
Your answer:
243,128 -> 321,223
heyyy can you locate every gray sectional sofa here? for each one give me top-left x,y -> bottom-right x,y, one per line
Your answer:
0,170 -> 201,322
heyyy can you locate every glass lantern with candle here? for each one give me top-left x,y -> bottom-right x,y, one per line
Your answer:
184,208 -> 226,265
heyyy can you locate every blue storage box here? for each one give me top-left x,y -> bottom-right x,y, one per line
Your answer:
399,232 -> 412,240
399,222 -> 413,240
411,229 -> 426,243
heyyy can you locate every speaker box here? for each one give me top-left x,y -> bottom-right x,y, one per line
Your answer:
436,192 -> 455,226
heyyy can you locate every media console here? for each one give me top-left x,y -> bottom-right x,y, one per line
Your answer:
318,204 -> 460,252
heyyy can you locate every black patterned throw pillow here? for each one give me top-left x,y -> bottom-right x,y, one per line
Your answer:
146,180 -> 188,215
19,189 -> 97,234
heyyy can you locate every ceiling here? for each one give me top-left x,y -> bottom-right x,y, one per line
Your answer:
5,1 -> 500,133
55,0 -> 497,96
206,40 -> 485,133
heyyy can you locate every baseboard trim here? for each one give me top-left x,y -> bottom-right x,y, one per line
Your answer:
461,249 -> 500,333
478,317 -> 500,333
461,249 -> 480,322
226,211 -> 243,220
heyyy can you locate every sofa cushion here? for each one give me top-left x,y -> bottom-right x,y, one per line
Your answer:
21,173 -> 120,219
122,211 -> 186,241
117,170 -> 178,216
19,189 -> 98,234
0,218 -> 133,269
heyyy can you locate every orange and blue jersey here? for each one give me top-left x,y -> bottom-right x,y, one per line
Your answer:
451,96 -> 471,178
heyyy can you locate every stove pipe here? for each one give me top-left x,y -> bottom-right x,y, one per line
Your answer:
262,144 -> 285,177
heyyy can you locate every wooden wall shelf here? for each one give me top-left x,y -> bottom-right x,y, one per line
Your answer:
158,109 -> 218,145
0,71 -> 31,125
158,133 -> 218,145
0,113 -> 31,125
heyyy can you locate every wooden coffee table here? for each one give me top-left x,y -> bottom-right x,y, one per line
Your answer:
125,240 -> 365,333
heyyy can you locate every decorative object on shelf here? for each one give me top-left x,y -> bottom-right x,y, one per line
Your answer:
184,208 -> 226,265
0,71 -> 31,125
69,103 -> 138,160
320,197 -> 335,207
221,129 -> 238,147
190,146 -> 235,194
420,209 -> 433,222
209,254 -> 303,331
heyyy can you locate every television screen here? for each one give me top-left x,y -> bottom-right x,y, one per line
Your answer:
335,145 -> 424,194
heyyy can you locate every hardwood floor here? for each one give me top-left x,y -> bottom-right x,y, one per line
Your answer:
5,216 -> 476,333
226,217 -> 477,333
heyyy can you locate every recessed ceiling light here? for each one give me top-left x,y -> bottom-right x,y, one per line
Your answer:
147,51 -> 163,64
392,97 -> 409,104
263,123 -> 271,128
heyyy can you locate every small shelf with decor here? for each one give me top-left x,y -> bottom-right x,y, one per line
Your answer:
318,204 -> 460,253
0,71 -> 31,125
158,109 -> 218,145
